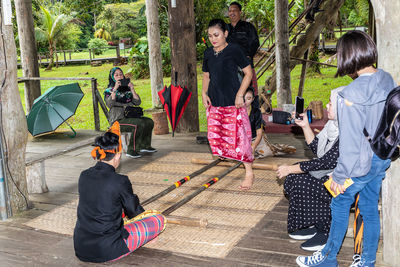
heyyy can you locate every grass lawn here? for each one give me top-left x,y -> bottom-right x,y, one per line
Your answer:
19,60 -> 351,133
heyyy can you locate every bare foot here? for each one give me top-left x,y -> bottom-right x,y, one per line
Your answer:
239,174 -> 254,190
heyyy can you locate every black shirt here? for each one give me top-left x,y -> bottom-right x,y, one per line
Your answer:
249,104 -> 263,138
73,162 -> 145,262
227,20 -> 260,66
202,43 -> 250,107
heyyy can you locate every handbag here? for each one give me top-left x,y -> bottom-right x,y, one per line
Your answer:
272,110 -> 291,124
124,106 -> 143,118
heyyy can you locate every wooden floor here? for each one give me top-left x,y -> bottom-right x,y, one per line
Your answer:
0,131 -> 387,266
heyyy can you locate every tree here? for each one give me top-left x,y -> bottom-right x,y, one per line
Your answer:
145,0 -> 163,108
263,0 -> 345,96
94,24 -> 111,40
168,0 -> 199,133
15,0 -> 41,112
0,0 -> 29,213
37,6 -> 72,70
275,0 -> 291,106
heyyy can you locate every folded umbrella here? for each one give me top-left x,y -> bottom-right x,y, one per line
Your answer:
158,72 -> 192,137
26,83 -> 84,137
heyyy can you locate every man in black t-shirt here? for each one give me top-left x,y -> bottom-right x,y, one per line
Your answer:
227,2 -> 259,67
227,1 -> 260,94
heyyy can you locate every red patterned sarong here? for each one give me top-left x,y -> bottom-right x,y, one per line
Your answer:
111,214 -> 165,261
207,106 -> 254,163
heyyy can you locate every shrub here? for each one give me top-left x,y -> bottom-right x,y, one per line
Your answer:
126,36 -> 171,79
88,38 -> 108,55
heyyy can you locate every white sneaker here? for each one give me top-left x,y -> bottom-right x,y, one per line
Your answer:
126,153 -> 141,159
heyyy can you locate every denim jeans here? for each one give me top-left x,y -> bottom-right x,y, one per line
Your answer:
321,154 -> 391,265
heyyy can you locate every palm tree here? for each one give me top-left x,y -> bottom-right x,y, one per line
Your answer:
94,24 -> 112,41
37,7 -> 71,70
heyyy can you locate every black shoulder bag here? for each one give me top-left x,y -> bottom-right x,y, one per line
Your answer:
124,106 -> 143,118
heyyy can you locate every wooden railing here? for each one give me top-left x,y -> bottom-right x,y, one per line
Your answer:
17,77 -> 109,131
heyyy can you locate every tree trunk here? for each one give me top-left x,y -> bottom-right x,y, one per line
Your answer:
46,41 -> 54,70
14,0 -> 41,113
274,0 -> 291,106
0,2 -> 29,213
370,0 -> 400,265
145,0 -> 163,108
264,0 -> 344,95
308,38 -> 321,74
167,0 -> 199,132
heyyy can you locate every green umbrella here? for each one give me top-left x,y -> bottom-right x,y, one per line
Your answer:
26,83 -> 84,137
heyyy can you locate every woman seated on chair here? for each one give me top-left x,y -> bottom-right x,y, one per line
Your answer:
244,88 -> 296,158
275,87 -> 342,252
73,124 -> 165,263
104,67 -> 156,158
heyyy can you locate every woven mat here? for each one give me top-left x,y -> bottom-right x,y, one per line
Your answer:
24,152 -> 303,258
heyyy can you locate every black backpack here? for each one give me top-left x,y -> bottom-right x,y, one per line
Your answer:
363,86 -> 400,160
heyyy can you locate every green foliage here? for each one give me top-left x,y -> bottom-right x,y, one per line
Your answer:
97,3 -> 147,42
57,23 -> 83,50
196,42 -> 207,61
340,0 -> 369,27
88,38 -> 109,55
126,37 -> 171,79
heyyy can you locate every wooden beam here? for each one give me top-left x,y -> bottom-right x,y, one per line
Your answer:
275,0 -> 291,107
91,79 -> 100,131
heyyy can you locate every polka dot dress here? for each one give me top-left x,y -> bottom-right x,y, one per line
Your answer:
284,137 -> 339,234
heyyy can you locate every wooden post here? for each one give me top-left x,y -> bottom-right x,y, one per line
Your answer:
91,79 -> 100,131
0,1 -> 29,213
370,0 -> 400,265
168,0 -> 199,132
14,0 -> 41,113
145,0 -> 163,108
297,49 -> 309,97
94,90 -> 109,122
116,45 -> 120,59
275,0 -> 291,107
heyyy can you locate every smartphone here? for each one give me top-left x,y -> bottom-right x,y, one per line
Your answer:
295,96 -> 304,119
118,78 -> 130,92
120,78 -> 130,87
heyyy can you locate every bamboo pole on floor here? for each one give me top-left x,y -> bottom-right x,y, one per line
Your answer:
162,162 -> 242,216
191,158 -> 278,171
141,159 -> 221,206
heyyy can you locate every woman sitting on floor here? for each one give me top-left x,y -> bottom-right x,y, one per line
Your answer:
244,88 -> 296,158
73,123 -> 165,262
276,87 -> 343,252
104,67 -> 156,159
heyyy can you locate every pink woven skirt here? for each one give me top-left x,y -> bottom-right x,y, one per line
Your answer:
207,106 -> 254,163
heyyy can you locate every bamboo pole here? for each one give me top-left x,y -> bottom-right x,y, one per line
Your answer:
162,162 -> 242,215
166,215 -> 207,228
141,159 -> 221,206
191,158 -> 278,171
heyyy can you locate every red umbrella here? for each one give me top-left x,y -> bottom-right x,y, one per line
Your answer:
158,72 -> 192,137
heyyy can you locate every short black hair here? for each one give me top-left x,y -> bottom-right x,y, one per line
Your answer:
335,30 -> 377,77
208,18 -> 227,32
93,132 -> 119,161
230,1 -> 242,11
